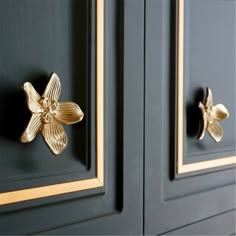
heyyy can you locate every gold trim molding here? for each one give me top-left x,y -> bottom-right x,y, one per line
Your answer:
0,0 -> 104,205
177,0 -> 236,174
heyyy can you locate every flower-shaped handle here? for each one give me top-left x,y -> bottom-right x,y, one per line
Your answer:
20,73 -> 84,155
198,87 -> 229,142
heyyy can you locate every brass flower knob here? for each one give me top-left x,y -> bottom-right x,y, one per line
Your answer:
198,87 -> 229,142
20,73 -> 84,155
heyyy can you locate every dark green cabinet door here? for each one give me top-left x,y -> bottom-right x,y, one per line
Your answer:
0,0 -> 144,234
144,0 -> 236,235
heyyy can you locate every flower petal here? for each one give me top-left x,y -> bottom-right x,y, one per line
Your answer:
42,121 -> 68,155
22,82 -> 43,113
206,87 -> 213,108
198,102 -> 207,140
54,102 -> 84,124
207,120 -> 223,142
20,114 -> 42,143
213,104 -> 229,121
42,72 -> 61,101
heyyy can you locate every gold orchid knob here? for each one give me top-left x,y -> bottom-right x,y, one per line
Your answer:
198,87 -> 229,142
20,72 -> 84,155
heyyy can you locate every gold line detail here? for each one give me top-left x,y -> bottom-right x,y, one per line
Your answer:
177,0 -> 236,174
0,0 -> 104,205
177,0 -> 184,172
178,156 -> 236,173
0,179 -> 103,205
96,0 -> 104,185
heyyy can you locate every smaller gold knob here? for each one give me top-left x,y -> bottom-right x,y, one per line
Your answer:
198,87 -> 229,142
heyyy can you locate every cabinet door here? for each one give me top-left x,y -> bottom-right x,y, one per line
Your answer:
145,0 -> 236,235
0,0 -> 144,234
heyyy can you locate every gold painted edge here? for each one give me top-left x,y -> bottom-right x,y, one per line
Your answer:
178,156 -> 236,174
177,0 -> 236,174
0,178 -> 103,205
96,0 -> 104,185
0,0 -> 104,205
177,0 -> 184,173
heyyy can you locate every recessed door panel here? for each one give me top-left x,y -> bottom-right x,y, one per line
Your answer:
0,0 -> 98,208
184,0 -> 235,163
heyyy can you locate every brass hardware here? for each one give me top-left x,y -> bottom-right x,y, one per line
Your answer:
20,73 -> 84,155
176,0 -> 236,174
198,87 -> 229,142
